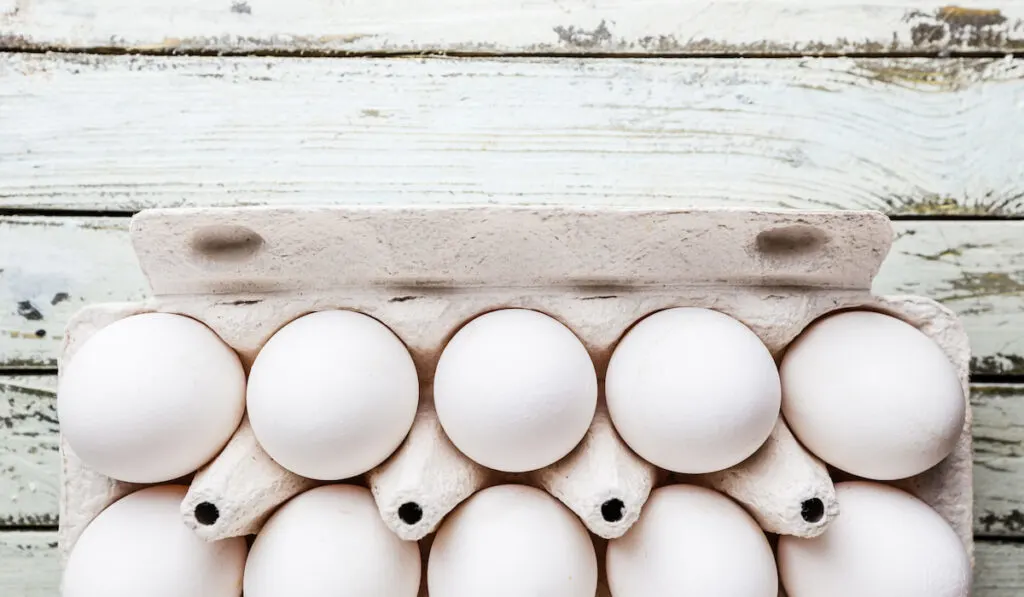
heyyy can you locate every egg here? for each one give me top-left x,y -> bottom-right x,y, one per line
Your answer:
780,310 -> 966,480
605,307 -> 781,474
58,313 -> 246,483
606,484 -> 777,597
779,481 -> 970,597
428,484 -> 597,597
246,310 -> 419,480
244,485 -> 420,597
433,309 -> 598,472
62,485 -> 247,597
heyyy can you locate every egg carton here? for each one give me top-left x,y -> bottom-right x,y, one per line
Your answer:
58,206 -> 973,585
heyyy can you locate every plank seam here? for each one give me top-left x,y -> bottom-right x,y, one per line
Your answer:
0,45 -> 1019,59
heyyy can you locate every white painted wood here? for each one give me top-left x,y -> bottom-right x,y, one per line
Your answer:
4,217 -> 1021,373
0,531 -> 59,597
0,376 -> 58,527
1,529 -> 1019,596
874,224 -> 1024,376
975,541 -> 1024,596
0,217 -> 146,368
2,1 -> 1023,54
1,54 -> 1023,215
973,385 -> 1024,538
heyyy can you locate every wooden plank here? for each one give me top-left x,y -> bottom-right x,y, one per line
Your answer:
1,54 -> 1023,215
0,531 -> 58,597
3,217 -> 1022,373
975,541 -> 1024,596
875,224 -> 1024,377
2,1 -> 1024,55
0,529 -> 1020,596
973,385 -> 1024,538
0,376 -> 58,527
0,217 -> 146,369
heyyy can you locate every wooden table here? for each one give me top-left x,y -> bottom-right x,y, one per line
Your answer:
2,1 -> 1023,594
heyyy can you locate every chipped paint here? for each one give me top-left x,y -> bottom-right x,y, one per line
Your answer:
16,301 -> 42,321
947,272 -> 1024,301
973,354 -> 1024,376
230,1 -> 252,15
553,20 -> 613,49
906,5 -> 1024,49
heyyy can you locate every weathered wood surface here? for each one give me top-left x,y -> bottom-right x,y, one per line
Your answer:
3,217 -> 1022,373
0,529 -> 1020,596
0,531 -> 58,597
2,54 -> 1023,215
2,1 -> 1023,55
0,376 -> 57,527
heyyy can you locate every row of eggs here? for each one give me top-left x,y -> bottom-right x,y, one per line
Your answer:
63,479 -> 971,597
59,305 -> 966,488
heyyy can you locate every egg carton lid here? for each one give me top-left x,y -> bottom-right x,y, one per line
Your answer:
129,206 -> 894,296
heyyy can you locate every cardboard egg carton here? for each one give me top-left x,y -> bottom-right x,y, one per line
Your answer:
58,206 -> 973,576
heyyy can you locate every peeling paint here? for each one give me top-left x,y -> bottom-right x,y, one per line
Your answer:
948,272 -> 1024,301
553,21 -> 613,49
230,1 -> 252,15
16,301 -> 42,321
978,509 -> 1024,534
905,5 -> 1024,49
973,354 -> 1024,376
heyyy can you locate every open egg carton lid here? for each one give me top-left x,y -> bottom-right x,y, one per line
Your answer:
58,206 -> 973,578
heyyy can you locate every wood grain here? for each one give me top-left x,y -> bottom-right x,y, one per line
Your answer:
0,376 -> 58,527
2,1 -> 1023,55
0,531 -> 58,597
1,54 -> 1023,215
3,217 -> 1022,373
0,528 -> 1020,595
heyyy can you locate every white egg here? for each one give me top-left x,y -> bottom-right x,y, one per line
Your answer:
780,310 -> 966,480
244,485 -> 420,597
606,484 -> 777,597
428,484 -> 597,597
246,310 -> 419,480
605,308 -> 781,474
433,309 -> 597,472
63,485 -> 247,597
779,481 -> 970,597
58,313 -> 246,483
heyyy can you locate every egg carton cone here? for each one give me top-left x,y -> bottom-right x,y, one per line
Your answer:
697,416 -> 839,538
57,206 -> 973,573
180,416 -> 319,541
368,394 -> 496,541
529,403 -> 659,539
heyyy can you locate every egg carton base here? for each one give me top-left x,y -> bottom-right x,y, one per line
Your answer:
58,290 -> 972,562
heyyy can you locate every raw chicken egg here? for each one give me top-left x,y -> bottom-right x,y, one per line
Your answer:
605,308 -> 781,474
606,484 -> 777,597
62,485 -> 247,597
780,310 -> 966,480
58,313 -> 246,483
433,309 -> 598,472
245,485 -> 420,597
428,484 -> 597,597
246,310 -> 419,480
778,481 -> 970,597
